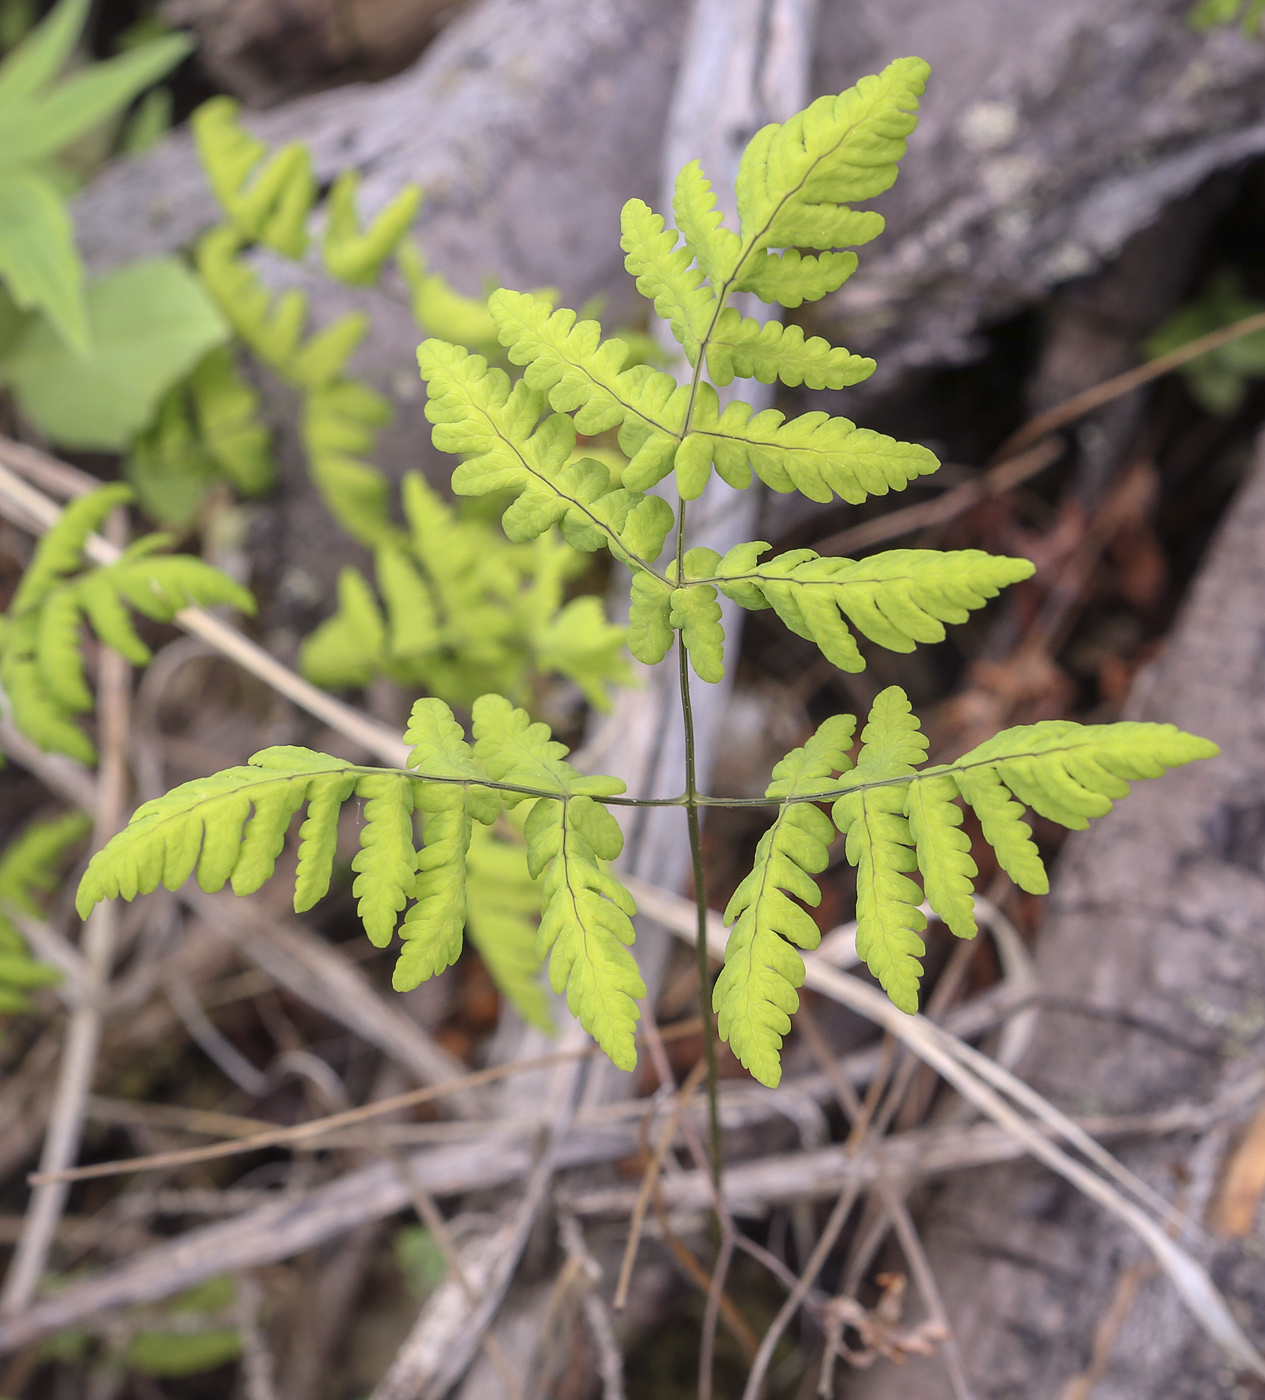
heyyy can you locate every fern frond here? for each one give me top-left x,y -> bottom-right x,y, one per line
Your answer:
705,310 -> 874,390
670,552 -> 725,683
530,596 -> 632,710
322,171 -> 421,287
736,249 -> 859,309
464,821 -> 551,1033
0,810 -> 89,1013
832,687 -> 929,1012
472,694 -> 643,1067
350,772 -> 417,949
298,567 -> 386,690
392,698 -> 499,988
620,198 -> 716,362
189,347 -> 274,496
2,486 -> 255,762
398,241 -> 498,352
76,747 -> 360,915
733,57 -> 929,270
696,400 -> 939,503
192,97 -> 315,257
419,338 -> 673,568
672,161 -> 742,289
819,688 -> 1218,1010
714,715 -> 856,1086
196,228 -> 307,370
487,290 -> 689,493
707,545 -> 1033,670
628,572 -> 675,666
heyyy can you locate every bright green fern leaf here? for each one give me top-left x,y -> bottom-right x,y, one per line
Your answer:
465,820 -> 551,1033
323,170 -> 421,287
620,197 -> 716,363
733,57 -> 929,272
351,771 -> 418,949
819,690 -> 1219,1010
419,338 -> 674,569
672,160 -> 742,290
697,400 -> 939,502
0,809 -> 88,1014
832,687 -> 929,1013
192,97 -> 315,258
472,694 -> 643,1067
1,485 -> 254,762
708,545 -> 1033,671
671,549 -> 725,683
706,311 -> 874,391
398,240 -> 499,352
393,697 -> 500,988
76,748 -> 358,915
714,715 -> 856,1086
487,290 -> 690,493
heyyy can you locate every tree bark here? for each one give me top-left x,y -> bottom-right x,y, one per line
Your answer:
851,437 -> 1265,1400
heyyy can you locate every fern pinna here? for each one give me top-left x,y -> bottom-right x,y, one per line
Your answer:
76,57 -> 1217,1087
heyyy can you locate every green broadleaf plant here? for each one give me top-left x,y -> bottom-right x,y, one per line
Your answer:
76,57 -> 1218,1086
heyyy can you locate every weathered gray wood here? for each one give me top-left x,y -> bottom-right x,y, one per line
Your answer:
813,0 -> 1265,388
77,0 -> 1265,413
852,439 -> 1265,1399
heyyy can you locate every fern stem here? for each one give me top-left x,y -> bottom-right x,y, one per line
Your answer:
678,631 -> 723,1190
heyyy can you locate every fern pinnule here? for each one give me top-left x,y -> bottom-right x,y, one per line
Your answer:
2,485 -> 254,763
832,687 -> 930,1013
472,694 -> 643,1067
714,715 -> 857,1087
0,811 -> 89,1014
464,821 -> 550,1032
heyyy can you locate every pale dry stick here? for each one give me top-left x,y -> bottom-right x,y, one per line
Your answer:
665,895 -> 1189,1238
1,515 -> 132,1316
557,1208 -> 627,1400
0,459 -> 410,768
612,1059 -> 708,1310
236,1273 -> 280,1400
0,437 -> 99,500
182,890 -> 480,1111
6,1069 -> 1257,1356
167,972 -> 269,1096
32,1019 -> 704,1187
698,1229 -> 735,1400
741,1180 -> 865,1400
371,1037 -> 587,1400
389,1154 -> 527,1400
877,1182 -> 975,1400
660,895 -> 1265,1387
801,963 -> 1265,1380
633,997 -> 754,1400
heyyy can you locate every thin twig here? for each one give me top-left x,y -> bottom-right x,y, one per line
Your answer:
235,1273 -> 279,1400
558,1208 -> 627,1400
814,438 -> 1063,557
0,459 -> 409,767
1,512 -> 132,1315
996,308 -> 1265,459
30,1019 -> 703,1188
878,1182 -> 975,1400
740,1181 -> 863,1400
613,1059 -> 708,1310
